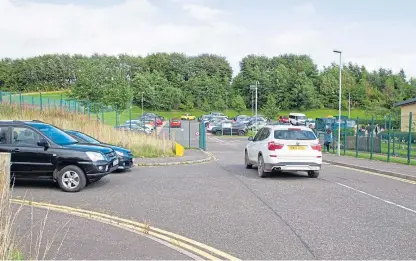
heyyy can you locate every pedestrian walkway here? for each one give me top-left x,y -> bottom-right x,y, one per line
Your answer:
323,153 -> 416,181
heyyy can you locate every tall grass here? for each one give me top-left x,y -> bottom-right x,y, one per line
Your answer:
0,104 -> 174,157
0,153 -> 19,260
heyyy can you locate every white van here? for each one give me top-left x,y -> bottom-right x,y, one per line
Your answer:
289,113 -> 307,126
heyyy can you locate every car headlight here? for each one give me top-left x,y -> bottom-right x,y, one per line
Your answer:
116,150 -> 124,156
86,151 -> 105,161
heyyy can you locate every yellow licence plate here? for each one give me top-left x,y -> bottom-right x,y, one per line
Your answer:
288,146 -> 306,150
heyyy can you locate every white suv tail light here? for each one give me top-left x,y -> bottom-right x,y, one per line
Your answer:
268,141 -> 284,150
311,144 -> 321,152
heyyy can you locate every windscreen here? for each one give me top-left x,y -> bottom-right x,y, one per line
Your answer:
33,124 -> 78,145
274,129 -> 317,140
73,132 -> 100,144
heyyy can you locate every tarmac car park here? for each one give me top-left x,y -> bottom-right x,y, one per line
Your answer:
0,120 -> 119,192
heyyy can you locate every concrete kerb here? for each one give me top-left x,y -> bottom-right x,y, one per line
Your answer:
134,150 -> 215,167
323,159 -> 416,182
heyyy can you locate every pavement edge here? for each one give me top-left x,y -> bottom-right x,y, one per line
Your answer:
134,150 -> 215,167
323,159 -> 416,182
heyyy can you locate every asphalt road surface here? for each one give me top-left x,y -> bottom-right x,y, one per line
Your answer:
11,136 -> 416,259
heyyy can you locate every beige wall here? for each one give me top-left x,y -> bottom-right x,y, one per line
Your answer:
400,103 -> 416,132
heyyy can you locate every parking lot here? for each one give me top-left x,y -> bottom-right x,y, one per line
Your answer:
11,131 -> 416,259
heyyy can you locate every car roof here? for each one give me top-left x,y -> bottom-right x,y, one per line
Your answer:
289,113 -> 306,116
267,125 -> 313,131
0,120 -> 50,127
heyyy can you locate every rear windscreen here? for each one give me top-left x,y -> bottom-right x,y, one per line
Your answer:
274,129 -> 317,140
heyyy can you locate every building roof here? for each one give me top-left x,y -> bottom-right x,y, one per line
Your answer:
393,97 -> 416,107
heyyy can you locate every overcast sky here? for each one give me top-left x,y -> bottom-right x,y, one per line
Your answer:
1,0 -> 416,78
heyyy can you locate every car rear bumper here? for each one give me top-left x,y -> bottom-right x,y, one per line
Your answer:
264,162 -> 321,172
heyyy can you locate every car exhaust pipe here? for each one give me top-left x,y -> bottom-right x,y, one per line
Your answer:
273,167 -> 281,171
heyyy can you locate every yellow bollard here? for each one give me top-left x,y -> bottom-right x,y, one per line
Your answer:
174,142 -> 184,156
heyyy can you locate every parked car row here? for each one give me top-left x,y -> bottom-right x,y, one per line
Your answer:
0,120 -> 134,193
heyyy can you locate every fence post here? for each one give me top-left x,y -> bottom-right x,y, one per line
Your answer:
408,112 -> 412,165
370,115 -> 374,160
168,119 -> 171,139
101,106 -> 104,124
355,118 -> 359,158
129,106 -> 132,130
343,119 -> 347,155
188,120 -> 191,148
32,96 -> 34,107
60,94 -> 63,108
19,92 -> 22,107
392,131 -> 395,156
48,98 -> 50,109
387,115 -> 391,162
0,91 -> 2,103
116,105 -> 119,127
40,92 -> 43,111
9,93 -> 11,104
199,121 -> 204,150
88,103 -> 91,119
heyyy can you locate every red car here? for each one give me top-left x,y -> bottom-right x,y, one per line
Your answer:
279,116 -> 289,123
170,118 -> 181,128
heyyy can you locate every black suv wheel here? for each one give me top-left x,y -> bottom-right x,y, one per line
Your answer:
57,165 -> 87,192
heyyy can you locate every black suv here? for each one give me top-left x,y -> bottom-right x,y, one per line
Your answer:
0,121 -> 118,192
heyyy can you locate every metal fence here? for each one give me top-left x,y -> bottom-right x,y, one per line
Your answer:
0,92 -> 208,150
317,112 -> 415,165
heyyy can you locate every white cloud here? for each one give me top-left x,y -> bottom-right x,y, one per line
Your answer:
182,4 -> 230,23
1,0 -> 416,78
293,2 -> 316,15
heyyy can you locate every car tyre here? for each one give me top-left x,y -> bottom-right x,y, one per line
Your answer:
57,165 -> 87,192
238,130 -> 245,136
308,170 -> 319,178
257,155 -> 268,178
215,130 -> 222,136
245,151 -> 252,169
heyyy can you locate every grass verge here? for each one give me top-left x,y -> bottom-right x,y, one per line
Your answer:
0,104 -> 174,158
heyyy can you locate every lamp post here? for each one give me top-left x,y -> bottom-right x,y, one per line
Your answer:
333,50 -> 342,156
141,92 -> 144,116
249,81 -> 259,132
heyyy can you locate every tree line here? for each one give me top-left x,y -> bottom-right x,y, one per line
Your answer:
0,53 -> 415,118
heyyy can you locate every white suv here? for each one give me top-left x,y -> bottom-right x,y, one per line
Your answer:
244,125 -> 322,178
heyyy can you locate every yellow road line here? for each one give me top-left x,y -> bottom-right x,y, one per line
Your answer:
332,165 -> 416,185
11,199 -> 240,260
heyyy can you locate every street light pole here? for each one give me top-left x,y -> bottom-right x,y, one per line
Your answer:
333,50 -> 342,156
251,91 -> 254,116
141,92 -> 144,116
255,81 -> 258,132
348,93 -> 351,118
250,81 -> 259,133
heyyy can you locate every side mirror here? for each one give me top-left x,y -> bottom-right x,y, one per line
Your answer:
37,139 -> 49,147
248,136 -> 253,141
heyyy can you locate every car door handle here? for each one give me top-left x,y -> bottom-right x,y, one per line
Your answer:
11,148 -> 20,153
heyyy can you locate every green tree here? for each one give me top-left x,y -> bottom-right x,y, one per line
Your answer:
231,95 -> 246,113
262,94 -> 279,120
